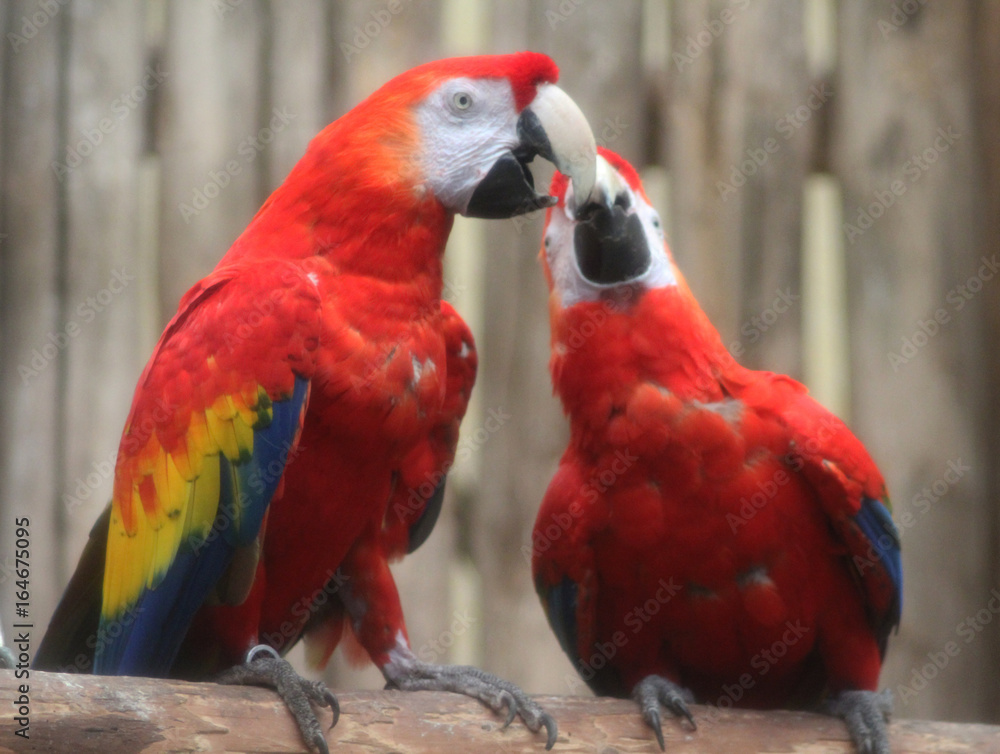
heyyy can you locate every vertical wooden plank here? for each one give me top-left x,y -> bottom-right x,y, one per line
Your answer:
335,0 -> 444,106
801,0 -> 849,418
0,2 -> 5,204
156,0 -> 266,322
972,4 -> 1000,722
536,0 -> 649,166
465,0 -> 646,696
263,0 -> 328,189
60,0 -> 148,589
802,175 -> 849,417
667,0 -> 811,377
0,0 -> 66,643
834,0 -> 994,722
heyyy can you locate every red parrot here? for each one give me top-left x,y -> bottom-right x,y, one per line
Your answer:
532,149 -> 901,754
35,53 -> 598,752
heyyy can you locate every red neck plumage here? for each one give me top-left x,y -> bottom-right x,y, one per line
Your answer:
218,102 -> 450,295
550,283 -> 741,428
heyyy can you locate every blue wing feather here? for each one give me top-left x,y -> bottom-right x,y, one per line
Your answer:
540,576 -> 579,667
852,496 -> 902,655
95,376 -> 309,675
407,474 -> 447,554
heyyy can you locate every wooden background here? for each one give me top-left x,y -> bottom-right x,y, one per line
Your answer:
1,0 -> 999,728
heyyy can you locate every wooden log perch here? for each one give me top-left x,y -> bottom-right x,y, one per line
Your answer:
2,670 -> 998,753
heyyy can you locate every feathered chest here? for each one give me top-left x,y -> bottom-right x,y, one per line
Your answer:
309,287 -> 448,446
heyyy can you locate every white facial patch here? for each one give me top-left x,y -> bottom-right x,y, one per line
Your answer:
416,78 -> 522,214
544,159 -> 677,307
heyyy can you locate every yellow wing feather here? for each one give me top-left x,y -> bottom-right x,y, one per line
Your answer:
103,383 -> 267,619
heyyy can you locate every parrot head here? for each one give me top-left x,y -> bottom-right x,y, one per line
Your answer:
309,52 -> 597,221
541,147 -> 680,307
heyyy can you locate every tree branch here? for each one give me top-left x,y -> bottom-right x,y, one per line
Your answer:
2,670 -> 997,753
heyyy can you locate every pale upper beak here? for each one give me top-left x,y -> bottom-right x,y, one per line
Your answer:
465,83 -> 597,219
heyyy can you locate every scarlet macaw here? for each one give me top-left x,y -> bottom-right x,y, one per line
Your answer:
35,53 -> 598,752
532,149 -> 901,754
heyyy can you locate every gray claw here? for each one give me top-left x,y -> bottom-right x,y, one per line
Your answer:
500,690 -> 518,729
323,688 -> 340,729
310,731 -> 330,754
826,689 -> 892,754
384,659 -> 558,747
541,712 -> 558,750
646,707 -> 666,751
633,674 -> 697,750
217,644 -> 339,754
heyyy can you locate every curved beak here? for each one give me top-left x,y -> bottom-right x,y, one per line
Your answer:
466,84 -> 597,219
572,156 -> 651,285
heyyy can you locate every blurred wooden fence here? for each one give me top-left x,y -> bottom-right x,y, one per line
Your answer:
1,0 -> 999,727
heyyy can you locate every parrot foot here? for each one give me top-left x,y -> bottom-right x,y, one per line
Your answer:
383,654 -> 558,750
632,675 -> 697,751
216,645 -> 340,754
0,646 -> 15,669
826,689 -> 892,754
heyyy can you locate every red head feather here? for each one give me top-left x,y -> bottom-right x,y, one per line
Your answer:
373,52 -> 559,111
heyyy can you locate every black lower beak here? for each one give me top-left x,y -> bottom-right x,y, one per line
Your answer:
574,205 -> 651,285
465,108 -> 560,220
465,152 -> 556,219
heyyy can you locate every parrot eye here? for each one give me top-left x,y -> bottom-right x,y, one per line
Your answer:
452,91 -> 474,111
